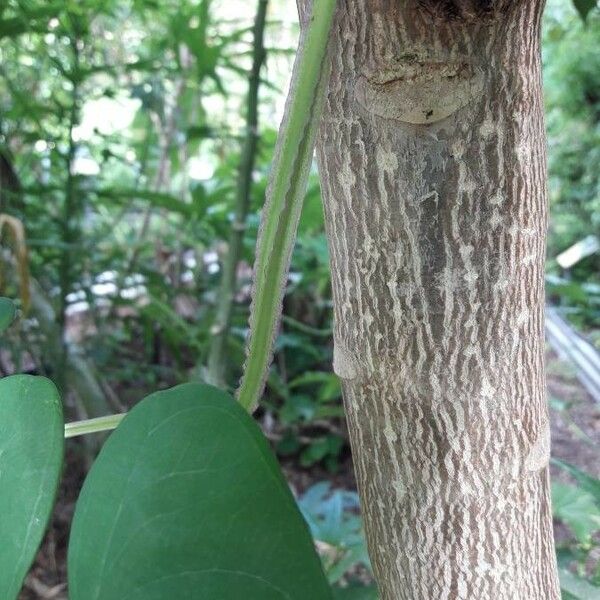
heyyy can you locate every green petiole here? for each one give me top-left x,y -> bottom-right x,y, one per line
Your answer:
64,414 -> 125,438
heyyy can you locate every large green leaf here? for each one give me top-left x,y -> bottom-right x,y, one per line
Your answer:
0,375 -> 64,600
68,382 -> 332,600
0,297 -> 16,333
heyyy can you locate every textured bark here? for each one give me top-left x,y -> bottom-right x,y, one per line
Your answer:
306,0 -> 560,598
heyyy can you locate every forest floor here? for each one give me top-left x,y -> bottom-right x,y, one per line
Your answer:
19,349 -> 600,599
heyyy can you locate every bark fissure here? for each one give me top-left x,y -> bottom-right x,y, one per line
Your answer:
307,0 -> 560,597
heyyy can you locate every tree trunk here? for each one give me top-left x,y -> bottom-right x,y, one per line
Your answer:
309,0 -> 560,597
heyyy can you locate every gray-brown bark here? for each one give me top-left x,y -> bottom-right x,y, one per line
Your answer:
308,0 -> 560,597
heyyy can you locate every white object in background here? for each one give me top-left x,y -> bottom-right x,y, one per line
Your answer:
556,235 -> 600,270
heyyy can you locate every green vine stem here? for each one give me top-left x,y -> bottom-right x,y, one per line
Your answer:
237,0 -> 337,413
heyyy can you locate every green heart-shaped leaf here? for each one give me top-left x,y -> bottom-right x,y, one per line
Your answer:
69,382 -> 332,600
0,297 -> 16,333
0,375 -> 64,600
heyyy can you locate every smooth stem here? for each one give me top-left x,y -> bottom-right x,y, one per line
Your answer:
237,0 -> 337,412
206,0 -> 269,387
64,413 -> 126,438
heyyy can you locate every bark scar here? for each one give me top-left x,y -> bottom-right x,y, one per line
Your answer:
525,423 -> 551,472
333,342 -> 361,380
355,54 -> 484,125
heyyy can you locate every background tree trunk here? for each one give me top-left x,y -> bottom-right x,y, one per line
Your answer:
308,0 -> 560,597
